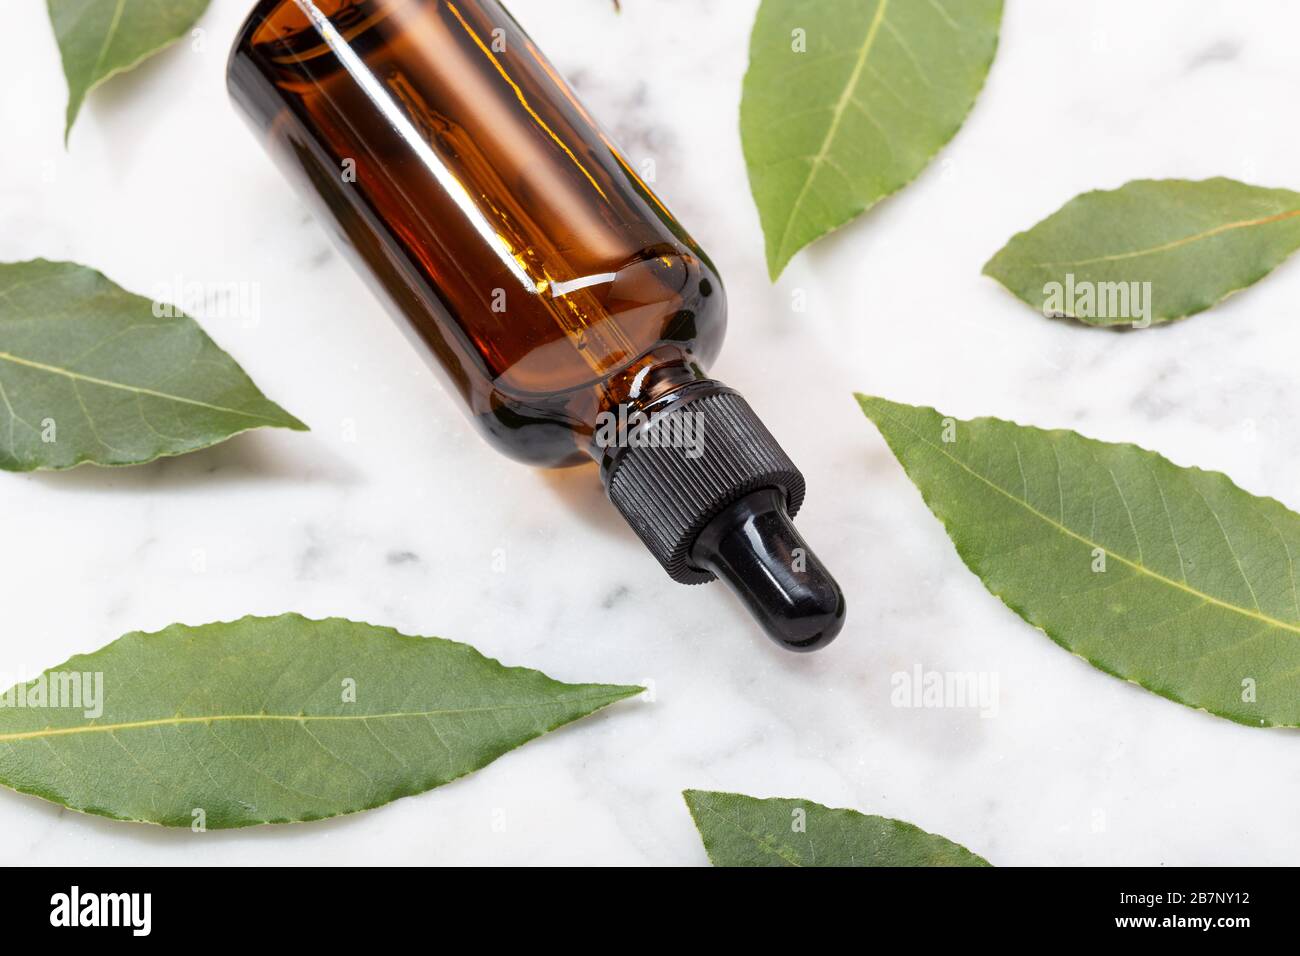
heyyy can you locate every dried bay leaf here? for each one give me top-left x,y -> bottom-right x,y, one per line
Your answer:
742,0 -> 1002,278
684,790 -> 990,866
0,614 -> 641,827
0,259 -> 305,471
48,0 -> 211,139
859,394 -> 1300,727
984,178 -> 1300,327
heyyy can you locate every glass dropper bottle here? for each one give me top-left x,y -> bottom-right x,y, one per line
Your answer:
227,0 -> 845,650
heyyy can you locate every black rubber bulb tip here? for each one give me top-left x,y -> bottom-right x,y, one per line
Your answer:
689,487 -> 846,652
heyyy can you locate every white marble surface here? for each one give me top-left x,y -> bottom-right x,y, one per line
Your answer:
2,0 -> 1299,866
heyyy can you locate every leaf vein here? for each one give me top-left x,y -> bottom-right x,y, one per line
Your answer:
873,405 -> 1300,636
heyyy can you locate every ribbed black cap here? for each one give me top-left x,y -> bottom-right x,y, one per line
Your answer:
604,386 -> 805,584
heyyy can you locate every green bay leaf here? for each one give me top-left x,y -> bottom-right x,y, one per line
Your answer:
684,790 -> 990,867
858,394 -> 1300,728
984,178 -> 1300,327
48,0 -> 211,139
0,614 -> 641,828
0,259 -> 305,471
741,0 -> 1002,279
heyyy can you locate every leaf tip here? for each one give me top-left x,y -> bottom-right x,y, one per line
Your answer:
280,411 -> 311,433
61,84 -> 85,147
680,788 -> 710,824
606,683 -> 647,703
853,392 -> 887,417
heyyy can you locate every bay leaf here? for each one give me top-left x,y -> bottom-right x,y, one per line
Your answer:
0,614 -> 641,828
0,259 -> 305,471
683,790 -> 990,867
858,394 -> 1300,727
48,0 -> 211,139
741,0 -> 1002,279
984,178 -> 1300,327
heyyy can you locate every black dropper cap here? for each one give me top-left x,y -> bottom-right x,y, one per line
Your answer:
603,382 -> 845,651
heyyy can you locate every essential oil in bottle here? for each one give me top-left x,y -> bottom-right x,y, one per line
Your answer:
228,0 -> 845,650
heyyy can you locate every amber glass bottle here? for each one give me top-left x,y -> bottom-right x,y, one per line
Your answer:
229,0 -> 844,650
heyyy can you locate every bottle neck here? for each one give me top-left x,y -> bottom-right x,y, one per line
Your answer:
589,359 -> 714,477
592,370 -> 721,485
